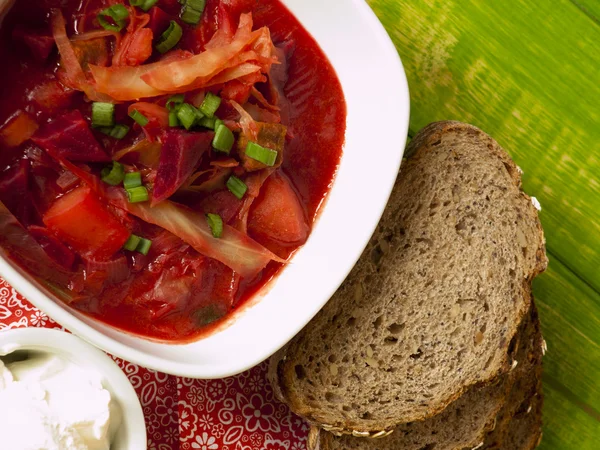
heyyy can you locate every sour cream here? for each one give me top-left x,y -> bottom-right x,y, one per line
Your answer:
0,352 -> 121,450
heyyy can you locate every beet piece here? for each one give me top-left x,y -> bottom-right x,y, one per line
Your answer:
32,110 -> 110,162
148,6 -> 171,37
152,130 -> 214,205
0,159 -> 34,226
28,225 -> 76,270
12,25 -> 55,62
197,189 -> 244,224
28,80 -> 76,112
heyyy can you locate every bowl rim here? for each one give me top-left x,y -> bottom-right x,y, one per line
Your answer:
0,327 -> 147,449
0,0 -> 410,378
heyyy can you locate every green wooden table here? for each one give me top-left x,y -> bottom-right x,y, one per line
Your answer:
366,0 -> 600,447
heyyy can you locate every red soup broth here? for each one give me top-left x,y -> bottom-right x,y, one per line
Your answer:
0,0 -> 345,341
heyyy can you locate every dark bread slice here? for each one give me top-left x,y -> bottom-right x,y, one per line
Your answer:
269,121 -> 547,434
498,391 -> 543,450
316,301 -> 542,450
479,302 -> 544,450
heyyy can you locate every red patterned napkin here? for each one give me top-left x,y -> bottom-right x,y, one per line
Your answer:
0,279 -> 309,450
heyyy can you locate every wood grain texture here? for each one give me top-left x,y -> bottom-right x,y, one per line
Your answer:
368,0 -> 600,291
365,0 -> 600,446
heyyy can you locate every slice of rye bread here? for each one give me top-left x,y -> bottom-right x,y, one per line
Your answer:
314,301 -> 543,450
269,121 -> 548,434
496,391 -> 543,450
480,374 -> 543,450
478,302 -> 544,450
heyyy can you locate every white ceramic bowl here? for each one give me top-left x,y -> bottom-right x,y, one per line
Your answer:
0,0 -> 409,377
0,328 -> 146,449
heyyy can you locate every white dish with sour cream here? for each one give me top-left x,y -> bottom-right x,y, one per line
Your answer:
0,328 -> 145,450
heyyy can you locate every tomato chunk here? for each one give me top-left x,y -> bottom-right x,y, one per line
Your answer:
113,28 -> 153,67
248,171 -> 308,245
43,186 -> 130,260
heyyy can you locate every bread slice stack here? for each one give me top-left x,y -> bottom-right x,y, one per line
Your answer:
269,121 -> 548,449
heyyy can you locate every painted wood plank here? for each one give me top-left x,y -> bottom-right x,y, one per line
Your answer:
569,0 -> 600,24
540,382 -> 600,450
367,0 -> 600,294
534,259 -> 600,412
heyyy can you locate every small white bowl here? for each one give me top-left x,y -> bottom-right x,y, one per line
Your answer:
0,0 -> 409,377
0,328 -> 146,449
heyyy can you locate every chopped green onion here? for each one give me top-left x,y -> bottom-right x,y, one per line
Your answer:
156,20 -> 183,54
98,4 -> 129,31
226,175 -> 247,200
129,109 -> 149,127
181,1 -> 205,25
101,161 -> 125,186
126,186 -> 149,203
185,0 -> 206,13
212,123 -> 234,153
199,92 -> 221,118
100,124 -> 130,140
165,94 -> 185,111
176,103 -> 198,130
169,111 -> 180,127
245,141 -> 278,166
109,124 -> 130,139
123,234 -> 141,251
194,106 -> 205,121
123,172 -> 143,189
135,237 -> 152,255
91,102 -> 115,128
198,116 -> 217,129
206,213 -> 223,238
129,0 -> 158,12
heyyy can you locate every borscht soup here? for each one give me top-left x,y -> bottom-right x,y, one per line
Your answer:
0,0 -> 345,341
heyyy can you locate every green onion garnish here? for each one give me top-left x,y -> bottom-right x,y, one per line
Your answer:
169,111 -> 180,127
212,123 -> 234,153
98,4 -> 129,31
91,102 -> 115,128
176,103 -> 198,130
245,141 -> 278,166
194,106 -> 205,121
123,234 -> 141,251
126,186 -> 149,203
135,237 -> 152,255
181,1 -> 205,25
101,161 -> 125,186
165,94 -> 185,111
129,0 -> 158,12
198,92 -> 221,118
156,20 -> 183,54
129,109 -> 149,127
100,124 -> 130,140
226,175 -> 247,200
206,213 -> 223,238
198,116 -> 217,129
123,172 -> 143,189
